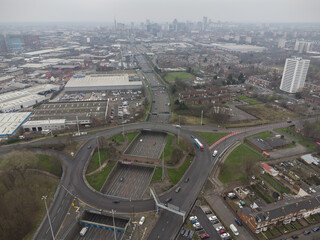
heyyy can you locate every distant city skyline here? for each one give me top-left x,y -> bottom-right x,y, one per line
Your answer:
0,0 -> 320,24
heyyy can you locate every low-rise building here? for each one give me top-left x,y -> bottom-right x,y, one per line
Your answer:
261,162 -> 279,177
23,119 -> 66,132
238,195 -> 320,234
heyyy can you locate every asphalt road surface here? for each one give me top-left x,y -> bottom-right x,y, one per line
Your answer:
101,163 -> 154,199
124,131 -> 167,159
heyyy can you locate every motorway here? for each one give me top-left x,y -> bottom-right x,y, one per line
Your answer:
0,44 -> 302,240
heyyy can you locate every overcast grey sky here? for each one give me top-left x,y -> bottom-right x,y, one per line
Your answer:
0,0 -> 319,23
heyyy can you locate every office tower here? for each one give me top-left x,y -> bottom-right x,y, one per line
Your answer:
280,57 -> 310,93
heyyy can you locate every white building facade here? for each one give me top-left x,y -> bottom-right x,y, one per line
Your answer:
280,57 -> 310,93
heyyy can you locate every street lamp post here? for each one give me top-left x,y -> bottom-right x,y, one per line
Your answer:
112,209 -> 117,240
41,195 -> 55,240
97,137 -> 101,171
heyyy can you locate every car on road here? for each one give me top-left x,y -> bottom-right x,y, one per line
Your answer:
184,177 -> 190,183
212,150 -> 218,157
291,234 -> 298,239
165,197 -> 172,204
87,145 -> 91,149
80,226 -> 88,236
119,177 -> 124,182
140,139 -> 143,142
191,135 -> 195,139
113,200 -> 120,204
175,187 -> 181,193
200,233 -> 210,239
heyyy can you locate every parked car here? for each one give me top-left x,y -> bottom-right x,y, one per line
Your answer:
189,216 -> 197,221
303,230 -> 311,235
291,235 -> 298,239
180,228 -> 185,235
312,226 -> 320,232
235,218 -> 243,226
221,233 -> 231,239
200,233 -> 210,239
188,230 -> 194,239
219,229 -> 227,234
216,226 -> 225,232
204,209 -> 212,215
209,216 -> 217,221
184,229 -> 190,237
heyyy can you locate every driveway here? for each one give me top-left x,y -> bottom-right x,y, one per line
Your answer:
204,189 -> 257,240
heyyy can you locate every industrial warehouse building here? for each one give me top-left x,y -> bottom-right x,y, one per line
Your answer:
0,112 -> 32,137
23,119 -> 66,132
64,74 -> 142,92
0,84 -> 60,112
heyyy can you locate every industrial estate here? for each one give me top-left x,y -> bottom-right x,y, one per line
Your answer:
1,14 -> 320,240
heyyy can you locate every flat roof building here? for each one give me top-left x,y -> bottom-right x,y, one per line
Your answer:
0,112 -> 32,137
23,119 -> 66,132
65,74 -> 142,92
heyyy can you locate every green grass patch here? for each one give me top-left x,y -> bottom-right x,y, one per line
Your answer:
237,94 -> 261,105
163,135 -> 175,163
264,231 -> 273,238
306,216 -> 317,224
218,144 -> 264,185
35,154 -> 62,176
86,149 -> 110,174
261,173 -> 291,194
108,133 -> 125,143
313,214 -> 320,222
86,161 -> 116,191
0,152 -> 61,176
164,72 -> 195,82
126,132 -> 139,144
247,131 -> 273,139
285,224 -> 294,231
279,225 -> 287,233
256,233 -> 268,240
293,221 -> 302,229
276,126 -> 316,151
195,131 -> 229,145
270,228 -> 281,236
167,156 -> 193,185
152,167 -> 162,182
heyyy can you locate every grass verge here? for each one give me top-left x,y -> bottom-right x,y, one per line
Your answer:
86,161 -> 116,191
195,131 -> 229,145
126,132 -> 139,144
218,144 -> 264,185
152,167 -> 162,182
108,133 -> 125,143
86,149 -> 110,174
237,95 -> 261,105
167,156 -> 193,185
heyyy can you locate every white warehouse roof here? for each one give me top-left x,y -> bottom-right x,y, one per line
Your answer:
23,119 -> 66,126
65,74 -> 142,92
0,112 -> 32,137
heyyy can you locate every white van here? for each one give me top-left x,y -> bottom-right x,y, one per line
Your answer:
230,224 -> 239,236
80,226 -> 88,236
212,150 -> 218,157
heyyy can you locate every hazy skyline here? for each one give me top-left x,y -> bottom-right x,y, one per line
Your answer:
1,0 -> 320,24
